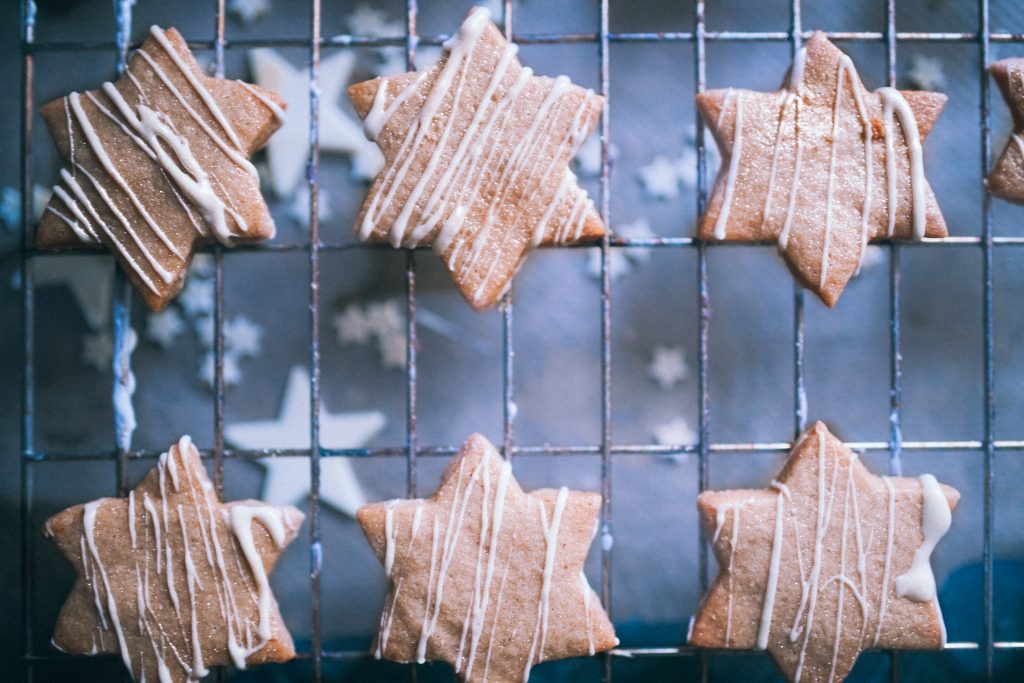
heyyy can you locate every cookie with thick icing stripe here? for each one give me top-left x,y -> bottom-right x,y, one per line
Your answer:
357,433 -> 618,682
697,32 -> 948,306
37,26 -> 285,311
689,421 -> 959,683
44,436 -> 303,682
987,58 -> 1024,203
348,6 -> 605,310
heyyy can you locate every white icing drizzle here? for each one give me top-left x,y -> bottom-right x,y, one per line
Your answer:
68,92 -> 185,260
757,483 -> 787,650
580,572 -> 595,656
229,505 -> 292,643
357,6 -> 596,301
895,474 -> 951,602
237,80 -> 287,124
879,87 -> 926,240
821,56 -> 873,289
762,47 -> 805,237
524,486 -> 569,682
67,436 -> 298,681
147,26 -> 246,154
712,89 -> 743,240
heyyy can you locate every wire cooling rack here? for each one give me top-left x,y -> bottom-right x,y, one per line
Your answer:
16,0 -> 1024,681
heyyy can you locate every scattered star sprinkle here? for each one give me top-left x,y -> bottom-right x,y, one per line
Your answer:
178,276 -> 215,319
145,308 -> 185,348
334,298 -> 407,369
648,344 -> 689,389
228,0 -> 271,23
225,315 -> 264,358
652,417 -> 696,447
586,217 -> 656,281
906,54 -> 947,92
637,155 -> 684,200
199,351 -> 243,389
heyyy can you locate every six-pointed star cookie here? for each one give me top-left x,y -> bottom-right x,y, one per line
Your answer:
44,436 -> 304,683
697,32 -> 948,306
357,433 -> 618,682
689,421 -> 959,683
37,26 -> 286,311
987,58 -> 1024,203
348,7 -> 605,310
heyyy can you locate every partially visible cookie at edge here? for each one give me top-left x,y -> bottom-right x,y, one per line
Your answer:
44,436 -> 304,682
987,58 -> 1024,203
37,25 -> 286,310
357,433 -> 618,682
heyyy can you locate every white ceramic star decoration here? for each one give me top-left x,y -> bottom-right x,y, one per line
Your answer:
226,366 -> 386,517
248,48 -> 383,195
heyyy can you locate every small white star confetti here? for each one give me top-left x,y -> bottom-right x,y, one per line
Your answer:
648,345 -> 688,389
907,54 -> 947,92
178,275 -> 215,319
225,315 -> 264,358
81,330 -> 113,372
334,298 -> 407,369
145,308 -> 185,348
637,155 -> 683,200
652,416 -> 696,447
226,366 -> 386,517
573,135 -> 618,178
199,351 -> 243,389
228,0 -> 271,23
586,217 -> 656,281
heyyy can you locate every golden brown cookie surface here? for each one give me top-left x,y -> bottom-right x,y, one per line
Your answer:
357,433 -> 617,682
44,436 -> 303,682
689,421 -> 959,683
349,7 -> 605,310
698,32 -> 948,307
987,58 -> 1024,203
38,26 -> 285,311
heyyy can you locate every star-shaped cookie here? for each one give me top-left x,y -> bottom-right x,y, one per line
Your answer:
357,433 -> 617,682
697,32 -> 948,306
37,26 -> 286,311
44,436 -> 303,682
689,421 -> 959,683
986,58 -> 1024,203
348,7 -> 605,310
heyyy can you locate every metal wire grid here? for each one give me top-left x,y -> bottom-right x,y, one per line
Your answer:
14,0 -> 1024,680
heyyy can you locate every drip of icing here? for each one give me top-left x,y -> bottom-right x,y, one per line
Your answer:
229,506 -> 293,642
524,487 -> 569,681
725,507 -> 740,646
879,87 -> 926,240
128,491 -> 138,549
757,484 -> 787,650
148,26 -> 246,154
713,90 -> 743,240
874,476 -> 896,644
895,474 -> 951,602
67,92 -> 186,261
101,82 -> 246,245
178,505 -> 209,679
580,572 -> 595,656
463,460 -> 511,679
83,501 -> 134,674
